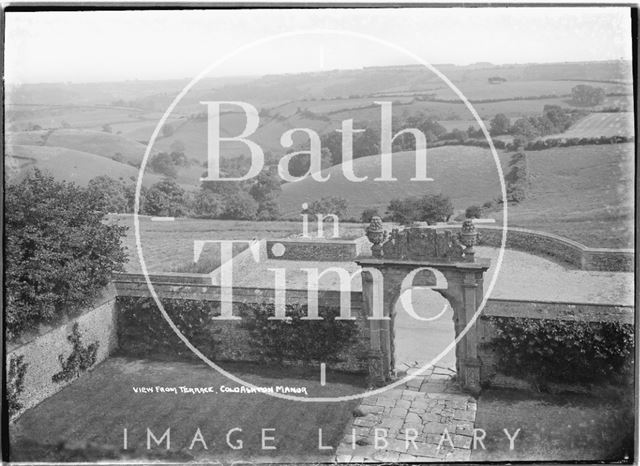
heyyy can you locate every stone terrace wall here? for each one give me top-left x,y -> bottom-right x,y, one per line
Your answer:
113,273 -> 369,373
440,225 -> 633,272
266,239 -> 359,261
266,226 -> 633,272
477,298 -> 634,387
583,247 -> 635,272
6,286 -> 119,420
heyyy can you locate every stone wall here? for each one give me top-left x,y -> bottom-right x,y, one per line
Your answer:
113,274 -> 370,373
442,225 -> 633,272
266,226 -> 633,272
583,247 -> 635,272
266,239 -> 359,261
477,298 -> 634,387
6,286 -> 118,420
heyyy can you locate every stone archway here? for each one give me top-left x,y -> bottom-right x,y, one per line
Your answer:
356,218 -> 489,395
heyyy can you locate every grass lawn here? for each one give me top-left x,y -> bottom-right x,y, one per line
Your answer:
112,215 -> 365,273
472,388 -> 634,462
11,357 -> 365,463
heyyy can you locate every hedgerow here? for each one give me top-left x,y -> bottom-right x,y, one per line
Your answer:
488,316 -> 634,385
241,303 -> 358,363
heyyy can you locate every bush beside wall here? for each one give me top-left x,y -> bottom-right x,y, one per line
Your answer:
486,316 -> 633,385
478,300 -> 634,390
116,297 -> 369,373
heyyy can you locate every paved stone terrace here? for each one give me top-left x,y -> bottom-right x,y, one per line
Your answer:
335,367 -> 477,463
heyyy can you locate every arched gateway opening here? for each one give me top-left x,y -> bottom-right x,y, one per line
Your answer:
356,217 -> 490,395
393,286 -> 456,376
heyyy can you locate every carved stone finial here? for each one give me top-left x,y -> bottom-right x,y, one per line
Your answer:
365,216 -> 387,258
459,219 -> 478,262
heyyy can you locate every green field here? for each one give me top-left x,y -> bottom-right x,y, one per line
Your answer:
5,62 -> 635,250
433,79 -> 630,101
280,143 -> 634,248
555,112 -> 634,139
490,143 -> 634,248
8,128 -> 152,165
5,144 -> 165,187
113,215 -> 365,273
153,111 -> 336,162
280,145 -> 503,217
6,104 -> 146,131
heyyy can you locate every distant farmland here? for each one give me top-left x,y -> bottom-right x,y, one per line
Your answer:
4,144 -> 164,187
280,143 -> 634,248
495,142 -> 634,249
557,112 -> 634,139
280,146 -> 506,217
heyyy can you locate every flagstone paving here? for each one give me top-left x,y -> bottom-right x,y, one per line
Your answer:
335,366 -> 477,463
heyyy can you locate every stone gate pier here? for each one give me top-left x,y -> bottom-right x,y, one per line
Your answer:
357,217 -> 490,395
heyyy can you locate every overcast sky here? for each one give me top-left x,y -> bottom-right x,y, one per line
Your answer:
4,7 -> 633,84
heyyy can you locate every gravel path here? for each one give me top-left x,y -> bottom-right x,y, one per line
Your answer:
230,245 -> 633,306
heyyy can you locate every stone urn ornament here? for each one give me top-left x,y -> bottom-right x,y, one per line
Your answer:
366,216 -> 387,258
459,219 -> 478,261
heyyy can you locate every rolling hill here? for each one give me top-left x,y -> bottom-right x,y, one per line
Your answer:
7,129 -> 153,166
279,142 -> 634,248
553,112 -> 634,139
279,146 -> 506,217
498,142 -> 634,248
153,111 -> 336,162
5,144 -> 166,187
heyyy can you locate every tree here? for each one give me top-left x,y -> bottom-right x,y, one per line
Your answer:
170,151 -> 188,167
510,118 -> 540,140
249,170 -> 282,220
143,178 -> 187,217
5,170 -> 127,339
571,85 -> 605,107
353,127 -> 381,159
465,205 -> 483,219
490,113 -> 511,136
387,194 -> 453,225
416,193 -> 453,224
124,183 -> 146,213
387,198 -> 415,224
87,176 -> 128,213
320,147 -> 333,170
201,178 -> 242,197
285,149 -> 311,178
449,128 -> 467,143
305,197 -> 348,220
102,124 -> 112,133
256,198 -> 281,220
249,170 -> 281,205
543,105 -> 573,132
149,152 -> 178,178
504,151 -> 529,203
223,192 -> 259,220
192,190 -> 225,219
361,208 -> 380,223
321,131 -> 343,165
